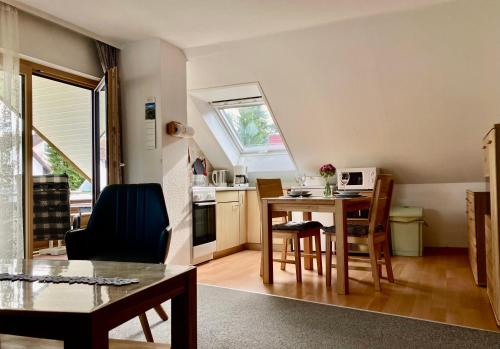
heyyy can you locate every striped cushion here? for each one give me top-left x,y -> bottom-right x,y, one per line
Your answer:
322,224 -> 384,237
273,221 -> 323,231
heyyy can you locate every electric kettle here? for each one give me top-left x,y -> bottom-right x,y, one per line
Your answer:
211,170 -> 228,187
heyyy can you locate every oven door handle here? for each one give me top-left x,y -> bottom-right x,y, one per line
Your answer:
194,202 -> 216,207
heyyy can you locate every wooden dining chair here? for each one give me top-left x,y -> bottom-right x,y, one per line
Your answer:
256,179 -> 323,282
323,174 -> 395,291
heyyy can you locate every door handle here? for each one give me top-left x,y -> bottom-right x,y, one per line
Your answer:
194,202 -> 216,207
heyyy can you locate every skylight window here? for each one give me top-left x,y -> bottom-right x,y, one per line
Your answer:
213,99 -> 285,154
189,82 -> 296,173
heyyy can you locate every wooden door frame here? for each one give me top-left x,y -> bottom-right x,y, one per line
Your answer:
20,60 -> 99,258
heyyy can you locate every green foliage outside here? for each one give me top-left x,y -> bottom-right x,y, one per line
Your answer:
229,105 -> 278,147
46,145 -> 86,190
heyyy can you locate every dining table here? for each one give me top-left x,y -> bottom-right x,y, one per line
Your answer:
260,194 -> 372,294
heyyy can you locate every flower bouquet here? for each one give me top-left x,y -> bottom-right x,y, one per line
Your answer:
320,163 -> 336,197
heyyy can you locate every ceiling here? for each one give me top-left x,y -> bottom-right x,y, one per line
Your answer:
11,0 -> 452,48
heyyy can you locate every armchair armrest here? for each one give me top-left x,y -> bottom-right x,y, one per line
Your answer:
65,228 -> 92,260
160,225 -> 172,264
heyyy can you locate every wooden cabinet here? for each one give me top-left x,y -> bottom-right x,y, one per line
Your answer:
238,191 -> 247,244
216,191 -> 239,203
485,214 -> 498,322
215,201 -> 241,252
483,125 -> 500,326
466,190 -> 489,286
246,190 -> 262,244
215,190 -> 247,253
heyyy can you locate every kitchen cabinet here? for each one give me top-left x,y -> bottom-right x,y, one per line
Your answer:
246,190 -> 262,244
466,190 -> 489,286
239,191 -> 247,244
216,191 -> 239,203
215,201 -> 241,252
215,190 -> 247,253
483,125 -> 500,326
246,189 -> 289,246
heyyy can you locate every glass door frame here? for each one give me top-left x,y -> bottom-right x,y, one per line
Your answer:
92,76 -> 107,203
19,60 -> 99,258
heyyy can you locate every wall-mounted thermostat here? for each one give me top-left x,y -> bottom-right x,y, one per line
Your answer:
145,97 -> 156,150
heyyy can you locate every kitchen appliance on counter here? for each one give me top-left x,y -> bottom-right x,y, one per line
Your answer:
192,187 -> 216,264
233,165 -> 249,187
336,167 -> 379,191
192,174 -> 208,186
211,169 -> 228,187
191,157 -> 208,186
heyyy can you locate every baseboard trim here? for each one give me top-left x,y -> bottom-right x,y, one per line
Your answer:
423,247 -> 468,256
244,243 -> 260,251
244,243 -> 286,252
213,245 -> 245,259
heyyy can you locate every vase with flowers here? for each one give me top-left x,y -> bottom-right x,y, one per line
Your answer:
320,163 -> 336,197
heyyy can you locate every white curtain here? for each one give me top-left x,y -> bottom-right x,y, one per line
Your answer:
0,2 -> 23,259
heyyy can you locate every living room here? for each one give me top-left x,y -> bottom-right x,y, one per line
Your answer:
0,0 -> 499,348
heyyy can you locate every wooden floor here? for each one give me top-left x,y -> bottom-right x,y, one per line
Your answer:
197,248 -> 499,332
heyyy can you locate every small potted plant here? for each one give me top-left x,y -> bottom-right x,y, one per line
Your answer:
320,164 -> 336,197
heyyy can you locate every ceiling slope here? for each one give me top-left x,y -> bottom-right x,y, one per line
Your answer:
187,0 -> 500,184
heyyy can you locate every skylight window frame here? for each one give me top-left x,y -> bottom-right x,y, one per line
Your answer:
211,99 -> 286,155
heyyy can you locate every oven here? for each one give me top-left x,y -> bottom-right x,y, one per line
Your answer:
193,200 -> 216,246
192,187 -> 217,264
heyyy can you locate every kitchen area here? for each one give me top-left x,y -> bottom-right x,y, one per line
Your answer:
189,149 -> 385,266
191,159 -> 262,265
185,83 -> 399,267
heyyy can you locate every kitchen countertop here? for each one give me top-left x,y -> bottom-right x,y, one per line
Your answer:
199,185 -> 303,191
192,185 -> 256,191
214,186 -> 256,191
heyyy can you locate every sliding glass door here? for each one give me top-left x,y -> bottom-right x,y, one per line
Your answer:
20,61 -> 100,257
31,74 -> 94,253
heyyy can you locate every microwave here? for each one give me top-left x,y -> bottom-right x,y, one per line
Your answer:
337,167 -> 379,191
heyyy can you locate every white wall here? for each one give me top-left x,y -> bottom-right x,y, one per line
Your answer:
19,11 -> 101,78
187,0 -> 500,184
120,39 -> 163,184
121,38 -> 191,265
160,41 -> 192,266
393,182 -> 486,247
186,0 -> 500,247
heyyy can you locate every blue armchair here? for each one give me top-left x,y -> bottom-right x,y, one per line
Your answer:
65,183 -> 172,342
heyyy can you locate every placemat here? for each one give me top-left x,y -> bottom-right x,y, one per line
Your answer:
0,273 -> 139,286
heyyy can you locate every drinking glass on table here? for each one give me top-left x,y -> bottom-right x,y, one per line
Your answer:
295,174 -> 307,187
340,172 -> 350,191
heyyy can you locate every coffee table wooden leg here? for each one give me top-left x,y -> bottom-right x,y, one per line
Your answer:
64,321 -> 108,349
334,199 -> 349,295
172,269 -> 197,349
302,212 -> 313,270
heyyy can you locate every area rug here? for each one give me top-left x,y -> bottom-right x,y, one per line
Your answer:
110,284 -> 500,348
